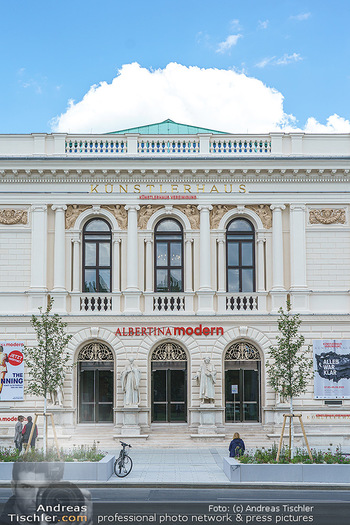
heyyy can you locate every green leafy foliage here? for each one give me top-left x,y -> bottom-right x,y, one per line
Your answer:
238,444 -> 350,464
24,298 -> 72,400
0,445 -> 105,463
267,300 -> 313,400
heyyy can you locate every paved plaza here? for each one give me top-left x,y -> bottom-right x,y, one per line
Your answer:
107,446 -> 230,484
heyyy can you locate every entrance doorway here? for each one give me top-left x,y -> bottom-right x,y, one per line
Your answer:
78,342 -> 114,423
225,342 -> 261,423
151,342 -> 187,422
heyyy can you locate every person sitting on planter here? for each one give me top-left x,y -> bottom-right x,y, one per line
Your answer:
229,432 -> 245,457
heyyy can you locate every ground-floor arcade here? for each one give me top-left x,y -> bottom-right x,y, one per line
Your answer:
1,316 -> 350,448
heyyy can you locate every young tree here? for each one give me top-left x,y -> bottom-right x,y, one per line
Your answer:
266,300 -> 313,459
24,298 -> 72,454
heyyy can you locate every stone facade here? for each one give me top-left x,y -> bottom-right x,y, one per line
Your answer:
1,127 -> 350,445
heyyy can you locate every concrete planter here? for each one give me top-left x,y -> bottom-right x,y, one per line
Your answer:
223,458 -> 350,483
0,454 -> 115,482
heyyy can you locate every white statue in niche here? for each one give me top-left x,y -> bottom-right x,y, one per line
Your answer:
194,357 -> 217,404
120,358 -> 141,406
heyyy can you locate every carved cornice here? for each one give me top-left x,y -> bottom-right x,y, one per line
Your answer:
210,205 -> 236,229
309,208 -> 346,225
138,205 -> 163,229
0,209 -> 28,225
65,205 -> 92,229
246,204 -> 272,229
101,205 -> 128,229
173,205 -> 200,229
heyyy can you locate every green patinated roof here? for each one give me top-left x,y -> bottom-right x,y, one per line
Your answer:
108,119 -> 228,135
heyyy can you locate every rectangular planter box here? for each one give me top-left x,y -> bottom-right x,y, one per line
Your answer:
0,454 -> 115,482
223,458 -> 350,483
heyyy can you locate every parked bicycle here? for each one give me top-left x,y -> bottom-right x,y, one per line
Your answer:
114,441 -> 133,477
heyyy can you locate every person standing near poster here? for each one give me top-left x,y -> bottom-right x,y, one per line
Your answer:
22,416 -> 38,449
14,415 -> 24,452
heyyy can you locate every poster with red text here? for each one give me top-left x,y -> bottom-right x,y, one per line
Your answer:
0,341 -> 24,401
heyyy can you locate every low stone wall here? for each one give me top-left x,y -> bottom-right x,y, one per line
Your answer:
223,458 -> 350,483
0,454 -> 115,482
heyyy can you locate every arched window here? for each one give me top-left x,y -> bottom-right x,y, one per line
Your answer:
83,218 -> 112,292
226,218 -> 255,292
154,219 -> 183,292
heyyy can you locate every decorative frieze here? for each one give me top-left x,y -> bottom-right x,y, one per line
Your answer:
65,205 -> 92,229
309,208 -> 346,225
0,209 -> 27,225
101,204 -> 128,229
174,204 -> 200,229
210,205 -> 236,229
138,204 -> 163,229
246,204 -> 272,229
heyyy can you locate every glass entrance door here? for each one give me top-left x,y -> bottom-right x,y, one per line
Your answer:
79,363 -> 114,423
225,364 -> 260,422
152,364 -> 187,422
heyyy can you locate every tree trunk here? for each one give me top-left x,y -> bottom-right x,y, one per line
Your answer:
290,396 -> 294,460
43,396 -> 47,456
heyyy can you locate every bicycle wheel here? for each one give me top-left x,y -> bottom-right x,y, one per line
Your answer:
114,455 -> 133,477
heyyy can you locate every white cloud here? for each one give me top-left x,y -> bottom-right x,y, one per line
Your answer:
230,19 -> 241,29
304,114 -> 350,133
258,20 -> 269,29
51,63 -> 350,135
51,62 -> 293,134
275,53 -> 303,65
290,12 -> 311,21
216,34 -> 242,53
256,53 -> 303,67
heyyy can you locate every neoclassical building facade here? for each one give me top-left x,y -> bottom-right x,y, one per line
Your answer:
1,120 -> 350,446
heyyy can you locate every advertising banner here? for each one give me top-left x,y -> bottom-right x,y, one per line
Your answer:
0,341 -> 24,401
313,339 -> 350,399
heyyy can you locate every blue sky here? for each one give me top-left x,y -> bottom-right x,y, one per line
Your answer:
1,0 -> 349,134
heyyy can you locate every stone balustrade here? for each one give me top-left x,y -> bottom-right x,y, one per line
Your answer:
1,132 -> 350,157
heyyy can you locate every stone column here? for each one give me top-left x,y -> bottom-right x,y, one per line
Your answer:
125,205 -> 140,291
290,205 -> 307,289
184,237 -> 193,292
290,204 -> 309,312
124,205 -> 141,313
270,205 -> 285,290
256,234 -> 266,292
112,235 -> 121,293
52,205 -> 67,291
29,204 -> 47,311
51,205 -> 67,313
198,205 -> 213,290
270,204 -> 286,312
31,205 -> 47,290
72,235 -> 81,292
144,236 -> 153,293
197,205 -> 214,314
217,233 -> 225,292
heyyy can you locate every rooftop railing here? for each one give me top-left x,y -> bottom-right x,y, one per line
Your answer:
0,132 -> 349,157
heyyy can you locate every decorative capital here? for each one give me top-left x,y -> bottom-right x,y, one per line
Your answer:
51,205 -> 67,212
270,204 -> 286,212
31,205 -> 47,212
125,205 -> 140,212
290,204 -> 306,212
197,205 -> 213,212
